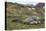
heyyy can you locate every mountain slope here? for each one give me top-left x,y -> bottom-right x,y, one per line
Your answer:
6,2 -> 44,17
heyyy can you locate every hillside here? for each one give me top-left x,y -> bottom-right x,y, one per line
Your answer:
6,2 -> 44,17
5,2 -> 45,30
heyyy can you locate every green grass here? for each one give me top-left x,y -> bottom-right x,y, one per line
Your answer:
6,16 -> 45,30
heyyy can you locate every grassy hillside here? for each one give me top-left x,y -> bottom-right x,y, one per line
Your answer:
5,2 -> 45,30
6,2 -> 44,16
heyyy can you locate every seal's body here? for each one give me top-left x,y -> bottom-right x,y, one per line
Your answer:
23,16 -> 40,24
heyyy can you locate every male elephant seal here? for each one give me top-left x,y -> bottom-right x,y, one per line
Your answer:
23,16 -> 40,24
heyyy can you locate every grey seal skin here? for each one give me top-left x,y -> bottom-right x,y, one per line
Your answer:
31,16 -> 40,21
31,16 -> 40,24
23,16 -> 40,24
12,16 -> 40,24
